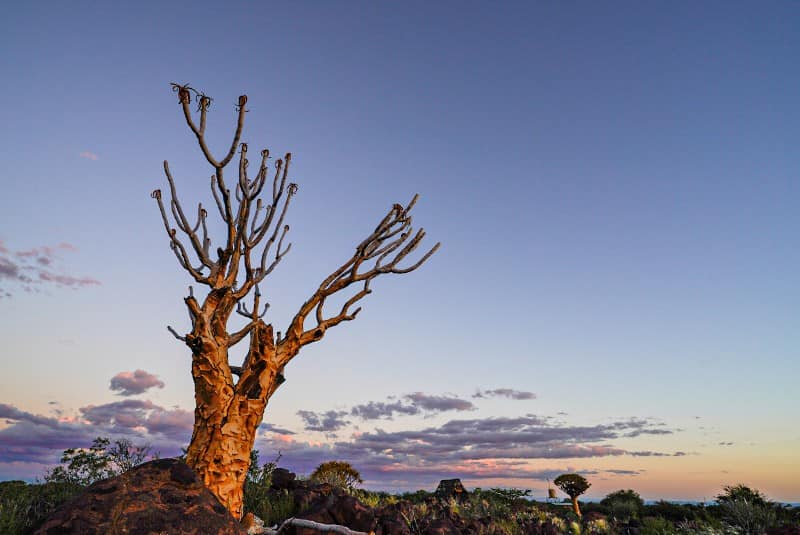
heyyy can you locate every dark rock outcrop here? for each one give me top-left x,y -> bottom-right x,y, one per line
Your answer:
434,479 -> 467,502
34,458 -> 247,535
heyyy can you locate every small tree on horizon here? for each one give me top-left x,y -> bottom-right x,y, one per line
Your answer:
554,473 -> 591,517
152,83 -> 439,518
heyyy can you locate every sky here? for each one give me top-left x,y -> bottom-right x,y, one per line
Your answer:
0,1 -> 798,502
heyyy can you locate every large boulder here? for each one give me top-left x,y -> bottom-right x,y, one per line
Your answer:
34,458 -> 247,535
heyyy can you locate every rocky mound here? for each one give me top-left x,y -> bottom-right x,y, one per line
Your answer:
34,458 -> 246,535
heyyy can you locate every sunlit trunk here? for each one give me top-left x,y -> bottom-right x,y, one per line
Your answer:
184,310 -> 281,519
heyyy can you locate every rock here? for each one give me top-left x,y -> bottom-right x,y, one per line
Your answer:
423,517 -> 461,535
34,458 -> 247,535
270,467 -> 297,490
288,489 -> 376,534
434,479 -> 467,501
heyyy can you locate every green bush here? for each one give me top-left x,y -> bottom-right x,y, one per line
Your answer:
241,450 -> 296,525
309,460 -> 363,490
640,516 -> 679,535
0,480 -> 82,534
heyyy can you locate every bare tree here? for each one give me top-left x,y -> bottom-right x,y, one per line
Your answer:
152,84 -> 439,518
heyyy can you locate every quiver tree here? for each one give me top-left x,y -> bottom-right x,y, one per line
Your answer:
152,84 -> 439,518
553,473 -> 591,517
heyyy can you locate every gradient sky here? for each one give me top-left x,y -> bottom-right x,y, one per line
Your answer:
0,2 -> 797,502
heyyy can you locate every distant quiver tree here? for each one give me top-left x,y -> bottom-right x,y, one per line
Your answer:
554,473 -> 591,517
152,83 -> 439,518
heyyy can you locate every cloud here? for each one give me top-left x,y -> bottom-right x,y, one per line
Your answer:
260,423 -> 296,436
0,400 -> 192,471
404,392 -> 476,413
251,413 -> 677,490
0,256 -> 27,283
297,410 -> 349,435
0,242 -> 99,295
79,151 -> 99,161
110,370 -> 165,396
350,400 -> 420,420
80,400 -> 161,428
0,397 -> 678,487
473,388 -> 537,400
346,392 -> 476,422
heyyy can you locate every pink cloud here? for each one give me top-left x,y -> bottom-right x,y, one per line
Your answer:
38,271 -> 101,288
110,370 -> 166,396
79,151 -> 99,161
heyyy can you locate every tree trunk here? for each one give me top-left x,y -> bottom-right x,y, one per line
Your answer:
184,317 -> 283,519
571,496 -> 582,517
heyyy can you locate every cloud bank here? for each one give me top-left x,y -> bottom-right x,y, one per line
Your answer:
0,385 -> 680,488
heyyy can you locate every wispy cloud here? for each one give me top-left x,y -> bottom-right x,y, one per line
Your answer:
473,388 -> 537,400
79,151 -> 99,161
110,370 -> 165,396
0,240 -> 100,297
259,423 -> 296,436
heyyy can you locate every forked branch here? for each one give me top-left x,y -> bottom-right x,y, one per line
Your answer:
283,194 -> 439,353
153,84 -> 297,302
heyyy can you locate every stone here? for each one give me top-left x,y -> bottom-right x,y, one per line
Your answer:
434,479 -> 467,501
270,467 -> 297,490
34,458 -> 247,535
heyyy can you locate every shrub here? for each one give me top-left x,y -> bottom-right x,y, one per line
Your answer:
243,449 -> 282,522
718,498 -> 777,534
640,516 -> 678,534
309,461 -> 363,490
0,480 -> 82,534
601,489 -> 643,522
716,484 -> 768,506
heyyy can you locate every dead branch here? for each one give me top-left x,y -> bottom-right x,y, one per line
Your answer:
265,517 -> 373,535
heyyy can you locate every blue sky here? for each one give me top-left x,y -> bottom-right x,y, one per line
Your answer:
0,1 -> 798,501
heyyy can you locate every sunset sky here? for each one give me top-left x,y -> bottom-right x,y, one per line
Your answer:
0,2 -> 797,502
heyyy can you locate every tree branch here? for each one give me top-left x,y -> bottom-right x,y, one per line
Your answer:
267,517 -> 372,535
281,195 -> 439,359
